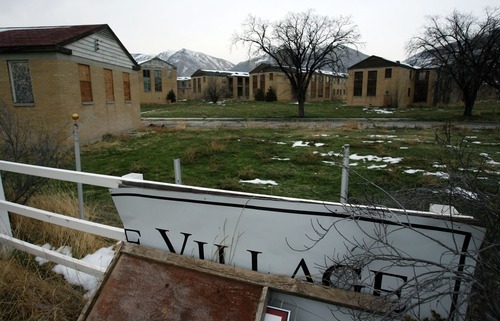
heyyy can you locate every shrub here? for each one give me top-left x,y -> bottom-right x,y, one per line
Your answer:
265,87 -> 277,102
167,89 -> 176,103
254,88 -> 265,101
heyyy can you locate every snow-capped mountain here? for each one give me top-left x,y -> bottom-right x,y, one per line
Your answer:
132,47 -> 369,77
132,49 -> 235,77
231,47 -> 370,73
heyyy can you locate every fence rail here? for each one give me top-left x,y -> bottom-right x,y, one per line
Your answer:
0,160 -> 135,276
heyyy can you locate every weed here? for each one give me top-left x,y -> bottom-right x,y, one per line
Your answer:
182,146 -> 198,164
342,120 -> 362,130
209,139 -> 227,153
238,166 -> 258,180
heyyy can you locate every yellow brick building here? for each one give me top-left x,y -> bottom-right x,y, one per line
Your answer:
0,24 -> 142,144
249,64 -> 347,102
138,58 -> 177,104
177,77 -> 192,101
191,69 -> 249,101
346,55 -> 435,108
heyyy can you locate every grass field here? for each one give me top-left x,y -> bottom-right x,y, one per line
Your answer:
140,99 -> 500,122
80,118 -> 499,226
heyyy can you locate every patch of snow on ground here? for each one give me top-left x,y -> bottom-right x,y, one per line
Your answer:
404,169 -> 425,174
322,161 -> 336,165
314,151 -> 342,157
349,154 -> 403,164
37,245 -> 115,297
400,147 -> 409,149
240,178 -> 278,185
449,187 -> 478,200
373,108 -> 394,114
292,141 -> 309,147
424,171 -> 450,179
271,157 -> 290,161
275,142 -> 287,145
368,135 -> 397,138
363,107 -> 394,114
367,164 -> 388,169
314,143 -> 325,147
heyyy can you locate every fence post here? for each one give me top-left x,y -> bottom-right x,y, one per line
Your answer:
73,114 -> 85,220
340,144 -> 350,203
174,158 -> 182,185
0,174 -> 13,257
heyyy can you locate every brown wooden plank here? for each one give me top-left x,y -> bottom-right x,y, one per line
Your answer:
81,244 -> 263,321
122,244 -> 390,314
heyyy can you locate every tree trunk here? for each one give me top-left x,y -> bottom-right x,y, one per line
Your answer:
462,87 -> 478,117
298,100 -> 305,117
463,103 -> 473,117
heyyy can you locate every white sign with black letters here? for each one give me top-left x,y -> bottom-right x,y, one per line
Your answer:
111,184 -> 484,321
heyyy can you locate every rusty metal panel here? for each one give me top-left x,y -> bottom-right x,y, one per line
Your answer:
83,252 -> 264,321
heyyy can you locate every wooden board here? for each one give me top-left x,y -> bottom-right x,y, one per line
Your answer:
81,244 -> 265,321
79,243 -> 388,321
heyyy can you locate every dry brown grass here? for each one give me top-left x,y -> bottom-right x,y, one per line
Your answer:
11,189 -> 110,258
209,139 -> 227,153
0,257 -> 85,321
342,119 -> 362,130
1,189 -> 115,320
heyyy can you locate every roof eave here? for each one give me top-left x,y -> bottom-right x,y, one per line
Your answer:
0,45 -> 72,55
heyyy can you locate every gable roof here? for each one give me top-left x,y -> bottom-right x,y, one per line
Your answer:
139,57 -> 177,70
348,55 -> 415,70
0,24 -> 139,69
249,63 -> 283,74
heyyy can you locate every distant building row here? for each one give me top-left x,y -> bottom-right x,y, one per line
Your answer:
144,55 -> 493,108
1,24 -> 495,145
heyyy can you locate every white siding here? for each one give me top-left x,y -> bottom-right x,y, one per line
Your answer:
64,29 -> 134,69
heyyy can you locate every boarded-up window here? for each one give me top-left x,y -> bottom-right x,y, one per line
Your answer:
259,74 -> 265,90
269,73 -> 274,81
192,79 -> 196,93
252,75 -> 257,90
385,68 -> 392,78
79,64 -> 93,103
353,71 -> 363,96
143,70 -> 151,92
367,71 -> 377,96
197,78 -> 201,93
123,72 -> 131,101
310,79 -> 316,98
318,76 -> 323,98
104,69 -> 114,102
154,70 -> 162,92
8,61 -> 34,104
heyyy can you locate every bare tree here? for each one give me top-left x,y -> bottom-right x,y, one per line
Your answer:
205,77 -> 227,104
407,8 -> 500,116
0,101 -> 67,204
303,126 -> 499,321
233,10 -> 360,117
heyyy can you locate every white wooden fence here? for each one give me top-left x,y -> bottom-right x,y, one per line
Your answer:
0,160 -> 143,277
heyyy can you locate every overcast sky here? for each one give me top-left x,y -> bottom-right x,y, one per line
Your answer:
2,0 -> 498,64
